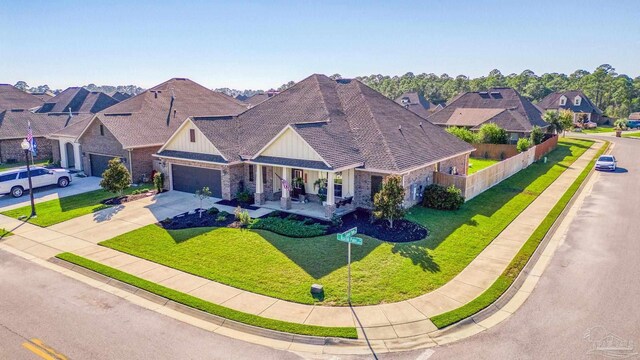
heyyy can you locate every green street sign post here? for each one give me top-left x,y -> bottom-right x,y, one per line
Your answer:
337,227 -> 362,303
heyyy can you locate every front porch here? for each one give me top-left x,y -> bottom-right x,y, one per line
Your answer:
260,198 -> 355,220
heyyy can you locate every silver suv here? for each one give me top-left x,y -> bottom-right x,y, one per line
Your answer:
0,167 -> 72,197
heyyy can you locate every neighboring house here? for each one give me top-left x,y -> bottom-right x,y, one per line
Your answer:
0,84 -> 44,111
30,91 -> 55,102
243,90 -> 278,107
427,87 -> 549,143
0,110 -> 92,163
155,74 -> 474,218
628,112 -> 640,120
538,90 -> 604,124
36,87 -> 119,114
395,92 -> 443,119
109,91 -> 133,102
59,78 -> 247,182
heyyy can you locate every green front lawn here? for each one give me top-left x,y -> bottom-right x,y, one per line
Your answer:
1,187 -> 144,227
100,138 -> 593,306
467,157 -> 500,174
622,132 -> 640,138
582,125 -> 615,133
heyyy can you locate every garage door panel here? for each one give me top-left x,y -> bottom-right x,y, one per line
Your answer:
90,154 -> 119,177
171,164 -> 222,198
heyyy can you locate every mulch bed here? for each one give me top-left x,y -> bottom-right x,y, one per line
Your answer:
216,198 -> 259,210
159,209 -> 238,230
263,208 -> 428,243
102,189 -> 158,206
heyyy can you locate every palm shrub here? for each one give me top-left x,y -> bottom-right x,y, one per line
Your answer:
477,123 -> 508,144
100,158 -> 131,196
530,126 -> 545,145
422,184 -> 465,210
373,175 -> 405,228
446,126 -> 478,143
614,119 -> 628,130
516,138 -> 532,152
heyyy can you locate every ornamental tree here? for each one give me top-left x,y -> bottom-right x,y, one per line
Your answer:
99,158 -> 131,196
373,175 -> 405,228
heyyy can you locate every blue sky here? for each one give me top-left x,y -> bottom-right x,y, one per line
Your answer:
2,0 -> 639,90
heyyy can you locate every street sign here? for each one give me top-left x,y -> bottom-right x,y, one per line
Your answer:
336,227 -> 362,303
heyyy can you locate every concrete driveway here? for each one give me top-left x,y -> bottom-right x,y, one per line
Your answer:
0,176 -> 102,211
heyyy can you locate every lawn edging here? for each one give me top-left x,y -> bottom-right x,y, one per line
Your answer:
54,252 -> 358,340
430,140 -> 609,329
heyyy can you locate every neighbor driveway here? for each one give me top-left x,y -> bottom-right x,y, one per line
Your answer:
0,176 -> 102,212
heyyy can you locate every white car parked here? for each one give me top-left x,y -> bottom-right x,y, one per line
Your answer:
0,167 -> 72,197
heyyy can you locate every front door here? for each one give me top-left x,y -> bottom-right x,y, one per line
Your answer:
291,168 -> 304,196
65,142 -> 75,168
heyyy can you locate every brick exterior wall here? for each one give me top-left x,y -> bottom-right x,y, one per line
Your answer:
354,170 -> 389,209
402,164 -> 436,207
0,137 -> 54,163
438,153 -> 470,176
243,164 -> 275,200
80,119 -> 128,176
162,158 -> 242,200
228,164 -> 244,199
131,146 -> 161,183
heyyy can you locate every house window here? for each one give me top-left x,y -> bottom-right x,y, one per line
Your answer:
574,96 -> 581,106
248,164 -> 254,182
371,175 -> 383,200
559,96 -> 567,106
189,129 -> 196,142
99,125 -> 104,136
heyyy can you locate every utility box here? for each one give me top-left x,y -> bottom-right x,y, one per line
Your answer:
310,284 -> 323,294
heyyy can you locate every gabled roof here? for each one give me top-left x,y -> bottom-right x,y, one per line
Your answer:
394,92 -> 441,119
0,84 -> 44,111
30,91 -> 54,102
538,90 -> 603,115
109,91 -> 132,102
36,87 -> 119,114
428,88 -> 549,132
244,91 -> 278,106
0,110 -> 93,140
48,114 -> 96,138
83,78 -> 248,149
629,112 -> 640,120
228,74 -> 473,172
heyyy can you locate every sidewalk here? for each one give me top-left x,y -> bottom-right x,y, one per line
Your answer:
0,140 -> 603,345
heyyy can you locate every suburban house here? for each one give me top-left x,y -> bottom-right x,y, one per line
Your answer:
628,112 -> 640,121
538,90 -> 604,124
155,74 -> 474,218
52,78 -> 247,182
30,91 -> 55,102
109,91 -> 132,102
0,84 -> 44,112
427,87 -> 549,143
395,92 -> 443,119
36,87 -> 119,114
237,90 -> 279,107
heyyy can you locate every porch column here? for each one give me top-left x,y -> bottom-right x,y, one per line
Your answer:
254,165 -> 265,205
73,143 -> 82,171
280,166 -> 291,209
325,172 -> 336,218
59,141 -> 68,168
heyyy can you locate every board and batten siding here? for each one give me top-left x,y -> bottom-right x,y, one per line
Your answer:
164,122 -> 221,155
261,128 -> 324,161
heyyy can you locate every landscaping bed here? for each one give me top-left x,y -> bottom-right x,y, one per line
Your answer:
216,198 -> 259,210
102,188 -> 156,205
160,209 -> 236,230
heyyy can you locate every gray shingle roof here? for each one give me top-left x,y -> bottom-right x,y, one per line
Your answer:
252,156 -> 331,170
87,78 -> 248,149
0,110 -> 93,140
428,88 -> 549,132
0,85 -> 44,111
230,74 -> 474,172
36,87 -> 119,114
394,92 -> 441,119
157,150 -> 227,164
537,90 -> 603,115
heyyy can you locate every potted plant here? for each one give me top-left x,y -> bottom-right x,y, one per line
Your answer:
614,119 -> 628,137
314,178 -> 327,202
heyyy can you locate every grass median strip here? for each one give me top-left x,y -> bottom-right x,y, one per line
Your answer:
430,141 -> 609,329
55,252 -> 358,339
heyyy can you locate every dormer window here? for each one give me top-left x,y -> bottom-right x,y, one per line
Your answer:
559,96 -> 567,106
574,96 -> 581,106
189,129 -> 196,142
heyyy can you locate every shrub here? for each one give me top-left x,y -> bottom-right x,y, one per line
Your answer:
162,217 -> 172,225
207,207 -> 219,215
219,211 -> 229,217
100,158 -> 131,195
373,175 -> 405,228
153,172 -> 165,193
477,123 -> 508,144
530,126 -> 545,145
614,118 -> 628,130
236,189 -> 252,204
132,189 -> 142,195
446,126 -> 478,143
216,214 -> 228,222
516,138 -> 532,152
194,187 -> 211,218
249,217 -> 328,237
422,184 -> 465,210
234,206 -> 252,226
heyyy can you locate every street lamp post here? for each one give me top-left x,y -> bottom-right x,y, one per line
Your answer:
20,139 -> 36,218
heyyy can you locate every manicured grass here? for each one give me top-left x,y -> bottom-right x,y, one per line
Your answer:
582,125 -> 615,133
56,252 -> 357,338
467,157 -> 500,174
431,141 -> 608,329
1,187 -> 144,227
622,132 -> 640,138
0,160 -> 49,171
100,139 -> 593,306
0,228 -> 13,238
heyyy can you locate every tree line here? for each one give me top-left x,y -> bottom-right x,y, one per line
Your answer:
13,81 -> 144,96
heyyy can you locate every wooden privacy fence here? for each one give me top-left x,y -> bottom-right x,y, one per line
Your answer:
534,134 -> 558,161
434,146 -> 537,201
470,143 -> 519,160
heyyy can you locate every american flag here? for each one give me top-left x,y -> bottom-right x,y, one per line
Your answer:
281,177 -> 290,192
26,121 -> 33,144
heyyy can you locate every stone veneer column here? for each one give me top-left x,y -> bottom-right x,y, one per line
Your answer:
324,172 -> 336,218
280,166 -> 291,209
255,165 -> 265,205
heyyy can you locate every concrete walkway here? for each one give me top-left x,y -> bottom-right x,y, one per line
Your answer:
0,140 -> 602,343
